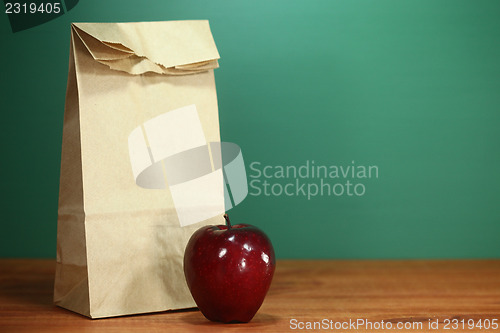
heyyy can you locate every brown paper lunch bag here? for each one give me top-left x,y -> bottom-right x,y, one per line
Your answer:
54,21 -> 227,318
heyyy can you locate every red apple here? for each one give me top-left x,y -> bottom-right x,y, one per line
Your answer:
183,214 -> 275,323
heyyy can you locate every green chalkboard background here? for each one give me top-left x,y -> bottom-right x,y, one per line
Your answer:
1,0 -> 499,259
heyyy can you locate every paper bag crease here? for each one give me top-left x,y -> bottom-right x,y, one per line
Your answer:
72,21 -> 220,75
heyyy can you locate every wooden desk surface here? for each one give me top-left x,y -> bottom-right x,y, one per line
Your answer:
0,259 -> 499,332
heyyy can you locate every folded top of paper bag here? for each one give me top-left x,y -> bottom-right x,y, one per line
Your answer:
72,21 -> 220,75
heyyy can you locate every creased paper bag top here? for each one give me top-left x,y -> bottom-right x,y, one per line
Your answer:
72,21 -> 220,75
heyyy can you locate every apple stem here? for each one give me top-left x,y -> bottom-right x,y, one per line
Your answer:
223,214 -> 232,229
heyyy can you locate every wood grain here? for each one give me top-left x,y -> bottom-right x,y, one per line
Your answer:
0,259 -> 499,332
